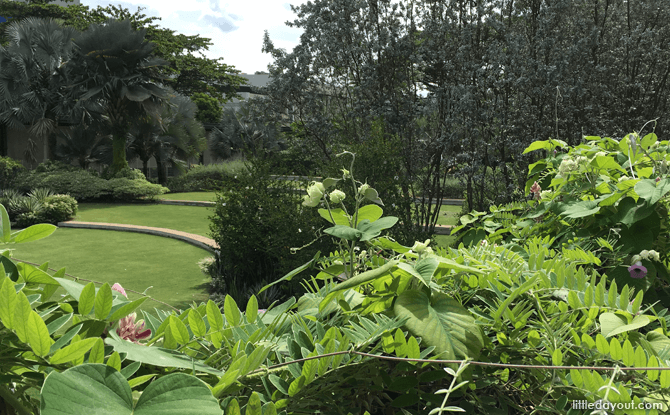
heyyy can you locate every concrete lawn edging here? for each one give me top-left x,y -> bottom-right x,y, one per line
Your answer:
57,221 -> 219,253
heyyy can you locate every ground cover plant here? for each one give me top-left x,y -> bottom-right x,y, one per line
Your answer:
76,203 -> 211,236
9,227 -> 210,311
3,149 -> 670,414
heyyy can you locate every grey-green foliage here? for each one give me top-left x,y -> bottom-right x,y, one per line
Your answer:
262,0 -> 670,213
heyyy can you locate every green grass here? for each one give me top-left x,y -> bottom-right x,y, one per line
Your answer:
436,204 -> 463,226
76,203 -> 212,236
157,192 -> 218,202
10,228 -> 211,311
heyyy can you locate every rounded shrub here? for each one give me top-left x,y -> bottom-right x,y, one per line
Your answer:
107,178 -> 168,201
38,194 -> 78,224
0,156 -> 25,189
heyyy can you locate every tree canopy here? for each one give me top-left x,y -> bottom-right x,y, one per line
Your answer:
0,1 -> 246,104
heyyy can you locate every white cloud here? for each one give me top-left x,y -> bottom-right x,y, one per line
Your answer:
81,0 -> 306,74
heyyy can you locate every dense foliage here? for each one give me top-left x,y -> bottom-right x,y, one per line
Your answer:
261,0 -> 670,215
208,157 -> 333,307
14,164 -> 167,202
3,151 -> 670,414
166,159 -> 247,192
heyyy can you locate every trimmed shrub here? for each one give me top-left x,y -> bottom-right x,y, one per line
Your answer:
15,170 -> 108,201
38,194 -> 78,224
166,159 -> 246,192
108,178 -> 168,201
33,160 -> 79,173
103,166 -> 146,181
0,156 -> 25,189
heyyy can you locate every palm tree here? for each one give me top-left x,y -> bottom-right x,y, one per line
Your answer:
209,101 -> 284,161
0,18 -> 77,166
128,93 -> 206,184
65,18 -> 171,174
51,123 -> 111,170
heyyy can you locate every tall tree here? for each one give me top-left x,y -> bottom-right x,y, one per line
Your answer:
65,18 -> 171,173
0,17 -> 77,166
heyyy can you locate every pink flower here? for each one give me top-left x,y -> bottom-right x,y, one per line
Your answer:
112,283 -> 127,298
628,263 -> 647,279
530,181 -> 542,200
116,312 -> 151,344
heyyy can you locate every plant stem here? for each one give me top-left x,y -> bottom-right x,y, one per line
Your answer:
0,384 -> 32,415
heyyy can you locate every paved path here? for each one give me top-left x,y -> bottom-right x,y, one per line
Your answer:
57,221 -> 219,252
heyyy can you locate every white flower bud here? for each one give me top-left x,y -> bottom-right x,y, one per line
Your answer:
358,183 -> 370,194
329,189 -> 346,204
412,239 -> 431,253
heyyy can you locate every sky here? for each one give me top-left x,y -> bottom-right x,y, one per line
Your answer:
82,0 -> 306,74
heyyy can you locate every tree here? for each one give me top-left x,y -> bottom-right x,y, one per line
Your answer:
0,17 -> 77,166
209,100 -> 284,161
65,18 -> 171,173
191,92 -> 222,123
128,93 -> 206,184
52,124 -> 110,170
0,2 -> 248,104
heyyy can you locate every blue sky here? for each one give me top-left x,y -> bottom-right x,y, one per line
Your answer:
82,0 -> 306,74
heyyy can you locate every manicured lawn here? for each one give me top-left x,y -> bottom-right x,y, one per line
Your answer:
76,203 -> 212,237
157,192 -> 218,202
436,204 -> 463,226
10,228 -> 211,311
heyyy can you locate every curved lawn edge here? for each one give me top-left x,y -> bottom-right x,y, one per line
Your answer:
58,221 -> 219,252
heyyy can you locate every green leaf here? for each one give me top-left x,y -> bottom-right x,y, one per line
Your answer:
105,332 -> 221,375
288,375 -> 305,397
600,313 -> 650,338
88,338 -> 105,364
356,216 -> 398,241
397,258 -> 439,287
26,310 -> 53,357
94,283 -> 113,320
169,315 -> 191,345
317,208 -> 349,225
109,297 -> 148,321
13,224 -> 57,244
188,308 -> 207,338
246,392 -> 262,415
40,364 -> 222,415
595,334 -> 610,355
355,205 -> 383,225
0,256 -> 18,281
552,349 -> 563,365
19,262 -> 59,285
13,292 -> 33,343
106,351 -> 121,371
393,290 -> 483,359
51,338 -> 99,365
323,224 -> 362,241
259,253 -> 318,293
224,295 -> 241,326
0,204 -> 10,243
634,178 -> 670,205
0,277 -> 17,329
364,187 -> 384,205
246,295 -> 259,323
78,282 -> 96,315
560,200 -> 601,219
206,300 -> 223,332
329,260 -> 398,293
523,140 -> 551,154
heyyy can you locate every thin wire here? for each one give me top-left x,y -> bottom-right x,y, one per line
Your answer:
247,350 -> 670,377
13,258 -> 179,311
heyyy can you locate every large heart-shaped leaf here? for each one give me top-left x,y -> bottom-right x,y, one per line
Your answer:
355,205 -> 383,226
357,216 -> 398,241
40,364 -> 222,415
393,290 -> 483,359
635,178 -> 670,205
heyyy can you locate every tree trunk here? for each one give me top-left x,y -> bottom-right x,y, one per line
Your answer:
156,152 -> 166,185
111,133 -> 128,173
141,158 -> 149,178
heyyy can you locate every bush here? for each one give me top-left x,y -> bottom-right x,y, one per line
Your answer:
107,178 -> 168,201
0,156 -> 25,189
14,167 -> 167,202
33,159 -> 79,173
103,166 -> 146,181
166,159 -> 247,192
14,169 -> 108,201
38,194 -> 78,224
209,156 -> 334,306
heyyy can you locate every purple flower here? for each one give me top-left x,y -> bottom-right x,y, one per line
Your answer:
628,263 -> 647,279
